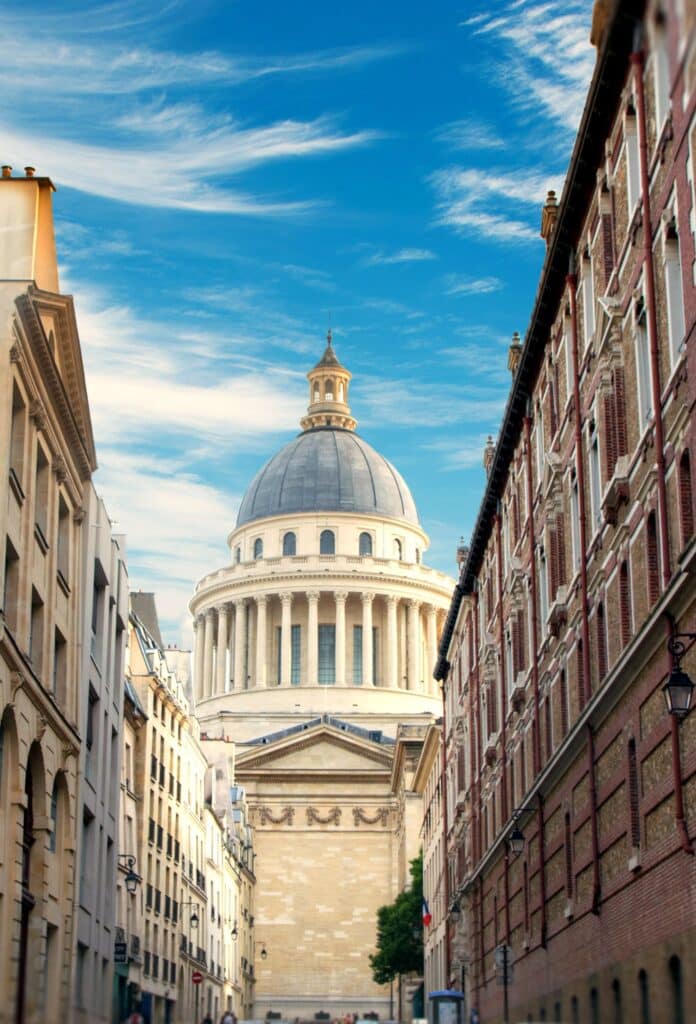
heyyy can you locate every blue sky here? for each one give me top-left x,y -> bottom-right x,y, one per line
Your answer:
2,0 -> 595,642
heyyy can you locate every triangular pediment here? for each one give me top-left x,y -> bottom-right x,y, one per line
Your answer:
235,723 -> 393,776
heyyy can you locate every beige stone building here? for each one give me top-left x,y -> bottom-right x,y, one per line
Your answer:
0,168 -> 101,1024
191,340 -> 454,1018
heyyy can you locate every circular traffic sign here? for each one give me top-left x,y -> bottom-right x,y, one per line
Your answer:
192,970 -> 203,985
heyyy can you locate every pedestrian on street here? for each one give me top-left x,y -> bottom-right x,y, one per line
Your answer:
202,1014 -> 214,1024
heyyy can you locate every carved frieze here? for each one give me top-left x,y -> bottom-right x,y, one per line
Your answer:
352,806 -> 389,827
307,806 -> 341,826
257,805 -> 295,826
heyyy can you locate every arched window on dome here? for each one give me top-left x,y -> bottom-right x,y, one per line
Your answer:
253,538 -> 263,560
320,530 -> 335,555
338,381 -> 344,401
234,546 -> 241,564
283,532 -> 296,556
325,378 -> 335,401
313,384 -> 320,402
415,548 -> 421,564
394,538 -> 403,561
359,532 -> 372,556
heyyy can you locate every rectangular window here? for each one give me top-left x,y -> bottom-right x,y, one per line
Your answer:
353,625 -> 363,685
571,476 -> 581,571
291,624 -> 301,685
626,118 -> 640,215
3,538 -> 19,633
581,256 -> 595,349
589,420 -> 602,532
535,407 -> 544,484
635,307 -> 653,433
664,226 -> 686,367
53,628 -> 66,699
30,587 -> 44,677
318,624 -> 335,685
9,383 -> 26,491
538,548 -> 548,632
34,443 -> 49,546
564,322 -> 573,404
57,495 -> 70,587
372,626 -> 379,686
653,29 -> 670,131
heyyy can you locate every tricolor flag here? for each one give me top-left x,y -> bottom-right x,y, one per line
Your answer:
422,899 -> 432,927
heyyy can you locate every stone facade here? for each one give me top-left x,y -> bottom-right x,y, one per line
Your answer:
192,342 -> 454,1017
434,2 -> 696,1022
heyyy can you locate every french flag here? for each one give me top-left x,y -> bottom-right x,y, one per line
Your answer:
422,899 -> 432,927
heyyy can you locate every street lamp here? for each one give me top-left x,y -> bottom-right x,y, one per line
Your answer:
118,854 -> 141,895
181,901 -> 199,929
664,634 -> 696,718
449,900 -> 461,924
231,922 -> 238,939
506,806 -> 536,857
255,941 -> 268,961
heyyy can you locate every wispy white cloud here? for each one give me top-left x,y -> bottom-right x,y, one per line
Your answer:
435,118 -> 504,152
431,166 -> 561,243
364,247 -> 437,266
422,435 -> 494,471
444,274 -> 503,296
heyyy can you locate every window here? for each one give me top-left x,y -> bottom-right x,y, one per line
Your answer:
253,538 -> 263,560
628,737 -> 640,847
9,383 -> 26,490
653,23 -> 670,131
545,696 -> 553,760
291,624 -> 301,685
679,451 -> 693,545
535,403 -> 544,483
646,512 -> 659,605
372,626 -> 379,686
663,217 -> 686,366
560,669 -> 569,736
564,321 -> 574,403
669,955 -> 684,1024
596,603 -> 607,683
564,812 -> 573,897
625,112 -> 640,215
34,442 -> 49,545
3,539 -> 19,633
589,418 -> 601,532
571,475 -> 581,571
634,301 -> 653,433
612,979 -> 623,1024
638,969 -> 651,1024
580,253 -> 595,350
29,587 -> 44,676
234,546 -> 241,564
359,532 -> 372,556
275,626 -> 282,684
49,781 -> 59,853
619,561 -> 632,647
57,495 -> 70,586
538,546 -> 548,633
318,624 -> 335,684
53,628 -> 66,700
394,538 -> 403,560
353,625 -> 363,685
590,988 -> 599,1024
282,531 -> 296,556
319,530 -> 335,555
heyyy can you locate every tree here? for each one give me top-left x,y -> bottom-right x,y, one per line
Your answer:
369,851 -> 424,985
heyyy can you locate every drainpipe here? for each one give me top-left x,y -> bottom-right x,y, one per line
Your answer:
495,512 -> 509,822
523,414 -> 542,775
631,49 -> 671,589
440,677 -> 452,985
468,603 -> 479,865
566,273 -> 592,705
473,590 -> 483,865
587,724 -> 602,912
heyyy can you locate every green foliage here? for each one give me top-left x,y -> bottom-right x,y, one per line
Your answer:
369,851 -> 424,985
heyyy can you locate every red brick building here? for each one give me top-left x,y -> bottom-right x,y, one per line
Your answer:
434,1 -> 696,1021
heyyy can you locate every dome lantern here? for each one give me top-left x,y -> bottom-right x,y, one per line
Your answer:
300,330 -> 357,432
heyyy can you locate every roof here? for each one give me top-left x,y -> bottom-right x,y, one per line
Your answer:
436,0 -> 642,679
236,426 -> 420,527
312,331 -> 343,370
130,592 -> 163,648
245,714 -> 394,748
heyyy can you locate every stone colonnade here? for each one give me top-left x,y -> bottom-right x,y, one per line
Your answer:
193,590 -> 441,700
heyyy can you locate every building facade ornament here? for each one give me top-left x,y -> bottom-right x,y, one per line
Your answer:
306,806 -> 342,827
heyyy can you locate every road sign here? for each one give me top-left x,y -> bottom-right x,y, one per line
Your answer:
192,969 -> 203,985
494,944 -> 513,968
496,966 -> 514,986
114,941 -> 127,964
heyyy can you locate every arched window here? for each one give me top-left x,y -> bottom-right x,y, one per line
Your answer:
590,987 -> 599,1024
394,539 -> 403,560
283,532 -> 296,556
253,538 -> 263,560
638,969 -> 651,1024
359,532 -> 372,556
324,378 -> 335,401
612,979 -> 623,1024
571,997 -> 579,1024
669,956 -> 684,1024
679,451 -> 693,546
234,546 -> 241,564
320,530 -> 335,555
415,548 -> 421,564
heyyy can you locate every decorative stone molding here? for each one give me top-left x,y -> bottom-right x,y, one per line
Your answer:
352,806 -> 389,827
72,506 -> 85,524
279,592 -> 293,606
52,455 -> 67,484
258,805 -> 295,826
306,590 -> 320,604
9,671 -> 24,706
9,343 -> 20,363
29,398 -> 47,430
307,806 -> 341,826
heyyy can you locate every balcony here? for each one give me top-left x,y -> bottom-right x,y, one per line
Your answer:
484,732 -> 499,766
509,671 -> 526,711
547,586 -> 568,636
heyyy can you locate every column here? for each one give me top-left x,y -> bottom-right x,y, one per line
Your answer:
255,596 -> 268,688
427,605 -> 438,693
335,592 -> 347,686
280,592 -> 293,686
362,592 -> 374,687
386,595 -> 399,689
215,604 -> 228,695
203,608 -> 215,698
407,599 -> 421,691
307,590 -> 319,685
193,616 -> 205,702
227,609 -> 235,692
233,599 -> 246,690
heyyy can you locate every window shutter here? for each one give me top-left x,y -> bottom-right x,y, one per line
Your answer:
603,392 -> 617,481
679,451 -> 693,545
556,514 -> 567,586
549,527 -> 560,600
627,738 -> 641,847
614,368 -> 628,458
646,513 -> 659,605
596,604 -> 607,683
511,618 -> 520,677
601,212 -> 615,285
619,562 -> 631,647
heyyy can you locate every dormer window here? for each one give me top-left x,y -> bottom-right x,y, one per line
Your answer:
320,530 -> 335,555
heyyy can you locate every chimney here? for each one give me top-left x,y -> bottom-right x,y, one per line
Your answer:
507,331 -> 522,376
0,167 -> 59,291
540,190 -> 558,248
590,0 -> 613,50
483,436 -> 496,476
456,537 -> 469,568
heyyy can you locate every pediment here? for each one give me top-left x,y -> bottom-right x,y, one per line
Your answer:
235,723 -> 393,775
14,287 -> 97,479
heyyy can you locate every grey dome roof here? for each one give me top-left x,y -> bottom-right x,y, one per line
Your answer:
236,428 -> 419,528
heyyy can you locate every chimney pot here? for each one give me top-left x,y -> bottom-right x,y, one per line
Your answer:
24,166 -> 35,178
508,331 -> 523,376
1,165 -> 12,179
541,189 -> 560,247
